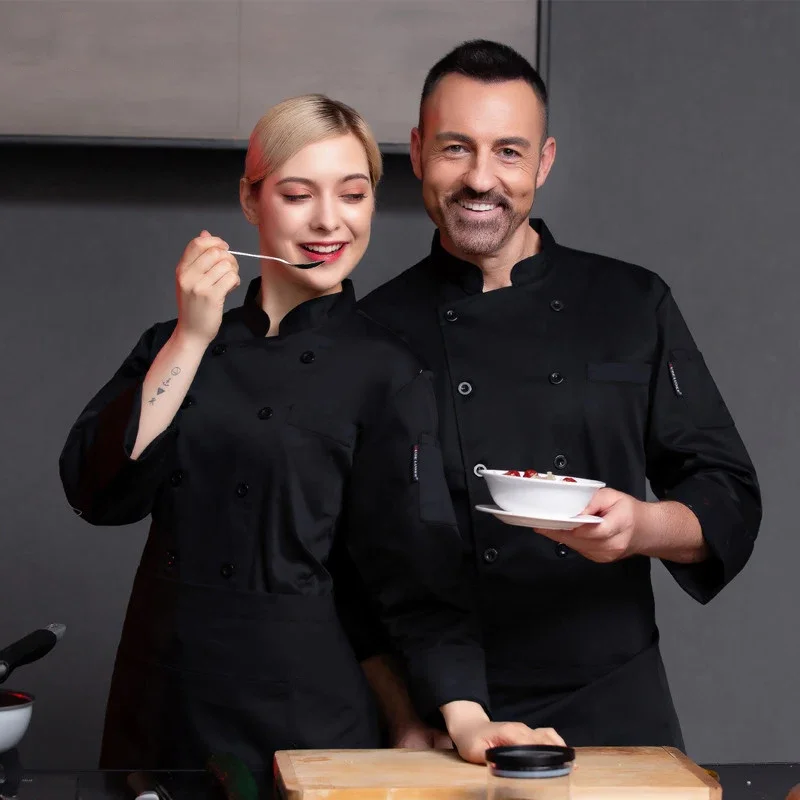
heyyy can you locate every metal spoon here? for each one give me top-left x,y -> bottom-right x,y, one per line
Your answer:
227,250 -> 324,269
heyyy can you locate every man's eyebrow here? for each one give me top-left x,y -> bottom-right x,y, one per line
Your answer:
434,132 -> 477,146
495,136 -> 532,149
433,132 -> 532,149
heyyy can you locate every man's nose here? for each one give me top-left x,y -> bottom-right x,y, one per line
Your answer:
462,152 -> 497,195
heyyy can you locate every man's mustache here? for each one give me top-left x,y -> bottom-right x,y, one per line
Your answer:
448,190 -> 509,208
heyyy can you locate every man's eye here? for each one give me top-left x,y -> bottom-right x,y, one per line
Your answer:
445,144 -> 467,154
500,148 -> 521,158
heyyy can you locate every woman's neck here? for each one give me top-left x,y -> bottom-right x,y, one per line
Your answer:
258,268 -> 342,337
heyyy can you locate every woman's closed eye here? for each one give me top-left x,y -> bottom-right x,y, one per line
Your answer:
342,193 -> 367,202
283,193 -> 312,203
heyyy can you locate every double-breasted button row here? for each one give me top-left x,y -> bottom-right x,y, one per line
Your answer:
206,346 -> 317,364
164,550 -> 237,578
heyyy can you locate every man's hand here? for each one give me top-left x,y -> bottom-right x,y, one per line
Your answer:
533,488 -> 643,563
391,718 -> 453,750
441,701 -> 565,765
533,488 -> 707,564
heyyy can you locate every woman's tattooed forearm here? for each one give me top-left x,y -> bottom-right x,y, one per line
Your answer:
147,366 -> 182,405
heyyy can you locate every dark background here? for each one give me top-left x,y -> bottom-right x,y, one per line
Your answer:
1,0 -> 797,767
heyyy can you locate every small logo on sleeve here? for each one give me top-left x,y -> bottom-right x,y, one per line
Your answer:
411,444 -> 419,482
668,361 -> 683,397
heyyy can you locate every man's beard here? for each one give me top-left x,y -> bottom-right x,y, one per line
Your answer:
441,190 -> 529,256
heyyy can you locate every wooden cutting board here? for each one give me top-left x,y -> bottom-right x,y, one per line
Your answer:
275,747 -> 721,799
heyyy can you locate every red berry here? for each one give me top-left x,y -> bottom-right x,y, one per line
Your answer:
523,470 -> 538,478
562,476 -> 577,483
504,470 -> 521,477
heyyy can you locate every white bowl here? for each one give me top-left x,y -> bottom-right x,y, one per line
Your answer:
0,690 -> 34,752
479,468 -> 605,517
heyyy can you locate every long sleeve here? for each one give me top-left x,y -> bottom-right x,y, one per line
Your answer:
646,286 -> 761,603
344,369 -> 490,718
59,323 -> 178,526
327,534 -> 390,662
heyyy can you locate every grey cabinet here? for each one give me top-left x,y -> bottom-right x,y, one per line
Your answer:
0,0 -> 538,146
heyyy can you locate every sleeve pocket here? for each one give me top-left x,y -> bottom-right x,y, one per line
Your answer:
588,362 -> 651,384
668,348 -> 735,429
417,434 -> 458,526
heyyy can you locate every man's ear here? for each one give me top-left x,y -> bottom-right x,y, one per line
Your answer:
536,136 -> 557,189
410,127 -> 424,181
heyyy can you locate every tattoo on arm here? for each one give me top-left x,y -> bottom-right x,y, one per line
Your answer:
147,366 -> 182,406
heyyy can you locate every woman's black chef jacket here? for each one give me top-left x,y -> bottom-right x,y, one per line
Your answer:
358,220 -> 761,748
59,278 -> 489,771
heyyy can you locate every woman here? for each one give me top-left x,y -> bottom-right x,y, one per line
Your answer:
60,95 -> 563,777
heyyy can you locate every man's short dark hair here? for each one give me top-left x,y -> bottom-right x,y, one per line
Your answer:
420,39 -> 549,132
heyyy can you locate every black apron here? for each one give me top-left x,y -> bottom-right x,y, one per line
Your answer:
488,638 -> 684,748
99,573 -> 381,772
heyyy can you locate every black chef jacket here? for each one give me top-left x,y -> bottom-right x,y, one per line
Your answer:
60,278 -> 489,771
359,220 -> 761,748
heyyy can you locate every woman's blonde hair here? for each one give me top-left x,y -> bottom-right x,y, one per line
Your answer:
243,94 -> 383,189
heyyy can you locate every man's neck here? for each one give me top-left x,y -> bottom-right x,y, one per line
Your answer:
440,222 -> 541,292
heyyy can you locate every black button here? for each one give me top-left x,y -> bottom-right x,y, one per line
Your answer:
236,482 -> 249,498
445,309 -> 459,322
166,550 -> 178,569
258,406 -> 273,420
549,371 -> 565,385
555,543 -> 570,558
220,563 -> 235,579
483,547 -> 499,564
457,381 -> 473,396
181,395 -> 196,409
554,454 -> 568,470
211,343 -> 227,356
300,351 -> 315,364
550,299 -> 565,312
170,470 -> 184,487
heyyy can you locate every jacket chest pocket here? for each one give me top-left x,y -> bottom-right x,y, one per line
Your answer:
282,407 -> 358,518
585,362 -> 651,440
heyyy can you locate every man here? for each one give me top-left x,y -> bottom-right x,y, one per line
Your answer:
360,40 -> 761,747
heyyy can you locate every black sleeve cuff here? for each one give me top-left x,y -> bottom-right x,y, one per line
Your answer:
404,644 -> 491,721
662,477 -> 755,604
76,381 -> 177,524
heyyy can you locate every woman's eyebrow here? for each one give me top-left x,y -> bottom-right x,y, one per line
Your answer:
276,173 -> 370,187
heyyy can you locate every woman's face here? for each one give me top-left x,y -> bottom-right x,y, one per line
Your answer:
242,133 -> 375,293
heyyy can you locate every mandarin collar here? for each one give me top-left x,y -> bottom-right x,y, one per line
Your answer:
225,278 -> 355,339
431,218 -> 555,295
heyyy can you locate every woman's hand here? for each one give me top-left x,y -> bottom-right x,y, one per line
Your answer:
175,231 -> 241,346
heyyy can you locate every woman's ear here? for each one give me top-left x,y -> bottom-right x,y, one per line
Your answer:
239,178 -> 260,226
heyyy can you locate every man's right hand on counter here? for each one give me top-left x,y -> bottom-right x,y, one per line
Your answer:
440,700 -> 566,764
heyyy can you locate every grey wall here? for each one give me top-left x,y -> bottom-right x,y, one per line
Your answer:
0,0 -> 797,769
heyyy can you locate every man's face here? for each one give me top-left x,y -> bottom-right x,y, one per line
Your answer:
411,74 -> 555,258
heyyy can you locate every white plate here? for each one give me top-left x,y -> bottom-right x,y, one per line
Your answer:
475,504 -> 603,531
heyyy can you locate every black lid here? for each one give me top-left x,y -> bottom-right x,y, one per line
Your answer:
486,745 -> 575,772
